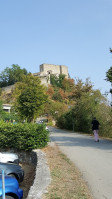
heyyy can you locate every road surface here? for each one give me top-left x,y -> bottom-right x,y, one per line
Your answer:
49,127 -> 112,199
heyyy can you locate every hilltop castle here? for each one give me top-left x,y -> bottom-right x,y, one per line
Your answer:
33,64 -> 69,86
2,64 -> 69,112
2,64 -> 69,94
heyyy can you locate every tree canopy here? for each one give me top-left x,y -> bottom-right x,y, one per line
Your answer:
106,49 -> 112,83
106,67 -> 112,83
0,64 -> 29,87
13,74 -> 48,122
56,89 -> 110,134
50,74 -> 65,88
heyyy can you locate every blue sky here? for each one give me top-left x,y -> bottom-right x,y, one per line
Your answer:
0,0 -> 112,102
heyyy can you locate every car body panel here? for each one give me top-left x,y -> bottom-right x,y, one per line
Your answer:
0,163 -> 24,183
0,175 -> 23,199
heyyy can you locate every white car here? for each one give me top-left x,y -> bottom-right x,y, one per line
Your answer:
0,152 -> 19,164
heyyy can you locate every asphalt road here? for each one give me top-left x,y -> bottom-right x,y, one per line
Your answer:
49,127 -> 112,199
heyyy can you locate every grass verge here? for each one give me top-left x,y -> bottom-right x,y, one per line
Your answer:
42,144 -> 93,199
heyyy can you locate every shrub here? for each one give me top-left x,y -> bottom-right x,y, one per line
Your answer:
57,103 -> 112,138
0,121 -> 49,151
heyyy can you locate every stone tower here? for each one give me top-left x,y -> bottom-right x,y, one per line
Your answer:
33,63 -> 69,86
39,64 -> 68,78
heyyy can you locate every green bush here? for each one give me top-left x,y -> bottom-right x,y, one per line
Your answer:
1,112 -> 20,123
0,121 -> 49,151
57,103 -> 112,138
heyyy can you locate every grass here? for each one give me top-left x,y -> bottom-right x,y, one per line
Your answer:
42,144 -> 93,199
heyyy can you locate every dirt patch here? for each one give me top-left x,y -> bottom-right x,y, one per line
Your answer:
20,163 -> 36,199
42,144 -> 94,199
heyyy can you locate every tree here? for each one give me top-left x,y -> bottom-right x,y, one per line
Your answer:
57,88 -> 108,133
0,100 -> 4,119
13,74 -> 48,122
106,49 -> 112,83
62,78 -> 75,92
44,99 -> 68,120
106,67 -> 112,83
46,85 -> 54,98
0,64 -> 29,87
50,74 -> 65,88
68,78 -> 93,101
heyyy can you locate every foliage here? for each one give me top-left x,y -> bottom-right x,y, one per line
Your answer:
69,78 -> 93,100
46,85 -> 54,98
1,63 -> 111,139
0,121 -> 49,151
47,77 -> 93,105
0,100 -> 20,122
13,74 -> 48,122
45,77 -> 104,131
106,49 -> 112,83
95,103 -> 112,137
106,67 -> 112,83
0,64 -> 29,87
61,78 -> 75,92
50,74 -> 65,88
44,99 -> 68,119
0,100 -> 5,119
0,88 -> 2,95
2,112 -> 20,123
52,90 -> 63,102
56,90 -> 112,136
56,111 -> 73,130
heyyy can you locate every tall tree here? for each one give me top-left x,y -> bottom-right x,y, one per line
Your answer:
0,64 -> 29,87
13,74 -> 48,122
69,78 -> 93,100
62,78 -> 75,92
106,49 -> 112,83
57,89 -> 107,133
106,67 -> 112,83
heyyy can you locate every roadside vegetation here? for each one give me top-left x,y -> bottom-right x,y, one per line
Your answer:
0,60 -> 111,198
0,61 -> 112,144
46,74 -> 112,138
0,121 -> 49,151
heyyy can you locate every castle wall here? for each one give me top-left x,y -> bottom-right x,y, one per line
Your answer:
40,64 -> 60,75
60,65 -> 68,78
40,64 -> 68,78
33,63 -> 69,87
39,75 -> 50,86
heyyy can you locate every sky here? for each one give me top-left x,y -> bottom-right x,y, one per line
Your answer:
0,0 -> 112,103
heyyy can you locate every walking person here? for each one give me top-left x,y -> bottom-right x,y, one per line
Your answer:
91,117 -> 100,142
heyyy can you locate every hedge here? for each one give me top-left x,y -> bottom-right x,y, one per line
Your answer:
0,121 -> 49,151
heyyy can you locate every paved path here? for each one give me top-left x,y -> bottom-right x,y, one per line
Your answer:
49,127 -> 112,199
